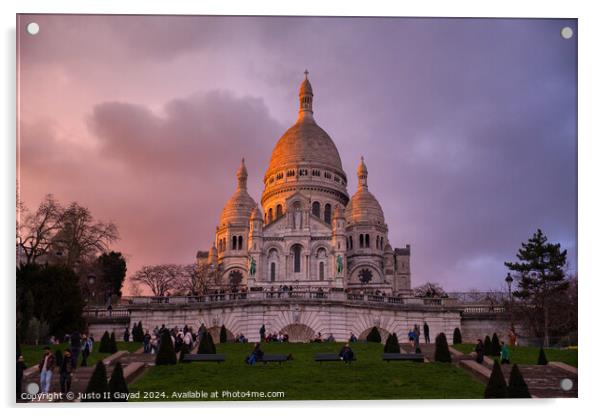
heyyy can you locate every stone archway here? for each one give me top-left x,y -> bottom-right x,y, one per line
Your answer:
280,323 -> 316,343
358,326 -> 390,343
207,326 -> 235,343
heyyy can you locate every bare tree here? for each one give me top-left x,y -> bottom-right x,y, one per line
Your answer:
174,263 -> 214,296
131,265 -> 181,297
51,202 -> 119,268
17,194 -> 64,265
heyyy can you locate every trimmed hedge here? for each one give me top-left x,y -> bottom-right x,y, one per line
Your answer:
384,333 -> 401,353
537,347 -> 548,365
197,332 -> 217,354
434,332 -> 452,363
108,362 -> 129,401
82,361 -> 110,402
366,327 -> 381,343
453,327 -> 462,345
484,360 -> 507,398
155,331 -> 177,365
507,364 -> 531,398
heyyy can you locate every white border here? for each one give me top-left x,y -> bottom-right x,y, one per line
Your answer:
2,0 -> 600,414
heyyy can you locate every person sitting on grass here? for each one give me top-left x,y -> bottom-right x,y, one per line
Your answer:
349,332 -> 358,343
326,333 -> 335,342
246,343 -> 264,365
500,341 -> 510,364
338,343 -> 354,364
475,339 -> 484,364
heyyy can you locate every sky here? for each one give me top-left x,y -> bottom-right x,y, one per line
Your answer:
17,15 -> 577,293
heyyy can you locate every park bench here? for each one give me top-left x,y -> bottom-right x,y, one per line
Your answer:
182,354 -> 226,363
256,354 -> 291,364
314,353 -> 356,363
382,353 -> 424,362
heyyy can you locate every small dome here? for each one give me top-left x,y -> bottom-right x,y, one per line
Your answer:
220,159 -> 257,226
345,188 -> 385,225
345,157 -> 386,226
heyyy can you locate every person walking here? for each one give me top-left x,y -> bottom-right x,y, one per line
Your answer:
338,343 -> 354,364
17,355 -> 26,401
59,349 -> 74,395
143,331 -> 151,353
38,347 -> 55,394
80,335 -> 92,367
69,330 -> 81,369
423,322 -> 430,344
259,324 -> 266,342
500,341 -> 511,364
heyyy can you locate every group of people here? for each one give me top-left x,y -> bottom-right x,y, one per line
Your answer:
142,324 -> 198,354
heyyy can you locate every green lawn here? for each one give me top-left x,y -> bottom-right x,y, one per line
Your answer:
20,342 -> 142,368
452,343 -> 578,368
130,342 -> 484,401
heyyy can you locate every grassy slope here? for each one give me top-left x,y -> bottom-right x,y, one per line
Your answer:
452,343 -> 578,367
130,342 -> 484,401
20,342 -> 142,368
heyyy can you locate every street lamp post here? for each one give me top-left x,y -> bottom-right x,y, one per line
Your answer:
505,272 -> 514,327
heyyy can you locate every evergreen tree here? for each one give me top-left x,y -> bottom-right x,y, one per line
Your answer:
131,323 -> 138,342
155,331 -> 177,365
133,321 -> 144,342
220,325 -> 228,343
491,333 -> 501,356
109,332 -> 118,354
453,327 -> 462,345
366,327 -> 381,343
434,332 -> 452,363
108,362 -> 129,401
82,361 -> 110,402
484,335 -> 492,355
179,341 -> 190,364
99,331 -> 110,353
384,333 -> 401,353
197,331 -> 217,354
484,360 -> 508,398
504,229 -> 569,347
537,347 -> 548,365
507,364 -> 531,398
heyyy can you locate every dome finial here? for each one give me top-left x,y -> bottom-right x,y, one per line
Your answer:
237,157 -> 248,190
298,70 -> 314,121
357,156 -> 368,188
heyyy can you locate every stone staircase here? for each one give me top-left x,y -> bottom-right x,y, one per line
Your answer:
402,342 -> 578,398
19,348 -> 155,403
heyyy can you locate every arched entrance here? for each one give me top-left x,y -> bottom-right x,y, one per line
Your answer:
358,326 -> 391,343
280,324 -> 316,343
207,326 -> 235,343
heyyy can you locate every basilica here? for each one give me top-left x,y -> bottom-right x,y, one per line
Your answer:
203,73 -> 412,295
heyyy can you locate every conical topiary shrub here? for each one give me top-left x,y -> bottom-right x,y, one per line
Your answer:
483,335 -> 492,356
366,327 -> 382,343
491,333 -> 501,356
220,325 -> 228,344
434,332 -> 452,363
537,347 -> 548,365
155,331 -> 177,365
179,341 -> 191,364
453,327 -> 462,345
108,362 -> 129,402
109,332 -> 118,354
99,331 -> 111,353
384,333 -> 401,353
82,361 -> 110,402
507,364 -> 531,398
484,360 -> 508,398
197,331 -> 216,354
133,321 -> 144,342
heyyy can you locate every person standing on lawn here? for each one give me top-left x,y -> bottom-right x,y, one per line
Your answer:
81,334 -> 92,367
123,327 -> 130,342
423,322 -> 430,344
143,331 -> 151,353
38,346 -> 55,394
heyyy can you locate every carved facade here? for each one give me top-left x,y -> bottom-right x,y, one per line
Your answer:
204,73 -> 411,295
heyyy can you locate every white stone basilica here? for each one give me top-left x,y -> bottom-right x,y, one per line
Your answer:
204,73 -> 412,295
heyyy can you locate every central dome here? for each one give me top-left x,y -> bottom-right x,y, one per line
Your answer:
265,118 -> 344,177
264,73 -> 345,180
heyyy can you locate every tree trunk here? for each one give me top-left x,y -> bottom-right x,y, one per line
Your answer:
543,305 -> 550,348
